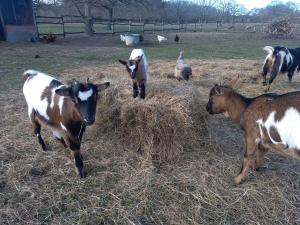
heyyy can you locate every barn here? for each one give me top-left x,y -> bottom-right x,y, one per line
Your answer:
0,0 -> 37,42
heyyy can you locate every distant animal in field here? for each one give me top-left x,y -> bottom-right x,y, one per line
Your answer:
174,50 -> 192,81
206,77 -> 300,185
262,45 -> 300,91
42,32 -> 56,43
118,49 -> 148,99
174,34 -> 179,43
120,34 -> 126,42
157,35 -> 167,44
34,54 -> 40,59
22,70 -> 110,178
139,35 -> 144,42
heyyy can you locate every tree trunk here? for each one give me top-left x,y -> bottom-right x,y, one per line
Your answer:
106,8 -> 113,30
84,2 -> 94,36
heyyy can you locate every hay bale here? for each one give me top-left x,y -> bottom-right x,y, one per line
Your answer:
266,18 -> 295,38
93,80 -> 196,163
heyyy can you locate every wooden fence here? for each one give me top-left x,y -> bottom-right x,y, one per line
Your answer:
36,15 -> 231,37
36,15 -> 265,38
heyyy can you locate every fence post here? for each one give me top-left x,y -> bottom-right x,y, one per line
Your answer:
61,16 -> 65,38
153,22 -> 155,34
178,21 -> 180,32
142,22 -> 145,34
162,20 -> 164,33
129,20 -> 131,32
185,22 -> 187,32
112,21 -> 114,35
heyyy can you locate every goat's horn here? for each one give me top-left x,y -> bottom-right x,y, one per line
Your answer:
87,77 -> 90,83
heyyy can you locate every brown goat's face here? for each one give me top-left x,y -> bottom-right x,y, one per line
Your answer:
206,85 -> 228,114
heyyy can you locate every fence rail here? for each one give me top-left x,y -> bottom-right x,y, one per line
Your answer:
36,15 -> 266,38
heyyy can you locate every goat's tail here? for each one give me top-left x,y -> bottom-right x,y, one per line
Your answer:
23,70 -> 38,82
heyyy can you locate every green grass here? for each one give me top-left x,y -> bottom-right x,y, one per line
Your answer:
1,31 -> 300,92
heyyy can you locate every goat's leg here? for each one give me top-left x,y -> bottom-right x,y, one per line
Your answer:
133,82 -> 138,98
287,67 -> 296,83
234,137 -> 257,185
33,122 -> 47,151
30,111 -> 47,151
253,144 -> 269,171
72,150 -> 86,178
53,131 -> 67,148
66,137 -> 86,178
139,82 -> 146,99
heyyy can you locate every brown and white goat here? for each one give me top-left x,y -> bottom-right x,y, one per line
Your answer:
262,45 -> 300,91
23,70 -> 110,178
206,83 -> 300,184
118,49 -> 148,99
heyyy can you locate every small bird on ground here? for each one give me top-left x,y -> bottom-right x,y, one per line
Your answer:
174,34 -> 179,43
174,50 -> 192,81
157,35 -> 167,44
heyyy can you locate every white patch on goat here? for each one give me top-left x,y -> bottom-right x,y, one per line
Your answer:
257,119 -> 264,144
53,131 -> 63,139
58,96 -> 64,115
78,89 -> 93,101
257,108 -> 300,150
50,90 -> 56,108
39,98 -> 50,120
129,65 -> 136,73
60,122 -> 67,131
286,50 -> 293,67
255,138 -> 261,145
277,51 -> 286,73
23,71 -> 59,121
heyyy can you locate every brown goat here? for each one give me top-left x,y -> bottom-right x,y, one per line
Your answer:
23,70 -> 110,178
206,83 -> 300,184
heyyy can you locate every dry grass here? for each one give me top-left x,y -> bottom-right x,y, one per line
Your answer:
1,59 -> 300,225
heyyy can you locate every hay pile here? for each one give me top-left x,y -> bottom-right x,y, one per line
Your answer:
266,18 -> 295,38
93,77 -> 199,163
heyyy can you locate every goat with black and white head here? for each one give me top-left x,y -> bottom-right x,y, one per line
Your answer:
23,70 -> 110,178
118,49 -> 148,99
262,45 -> 300,91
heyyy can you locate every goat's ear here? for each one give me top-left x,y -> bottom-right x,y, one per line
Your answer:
118,59 -> 127,66
96,82 -> 110,92
55,86 -> 72,97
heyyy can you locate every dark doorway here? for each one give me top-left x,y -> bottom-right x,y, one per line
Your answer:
0,9 -> 5,41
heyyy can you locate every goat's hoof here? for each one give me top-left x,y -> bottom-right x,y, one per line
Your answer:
233,176 -> 242,185
41,145 -> 47,151
79,170 -> 87,179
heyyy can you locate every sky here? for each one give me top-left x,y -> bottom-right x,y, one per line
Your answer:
235,0 -> 300,10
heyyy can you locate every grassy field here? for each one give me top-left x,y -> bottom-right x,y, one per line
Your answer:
0,32 -> 300,224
